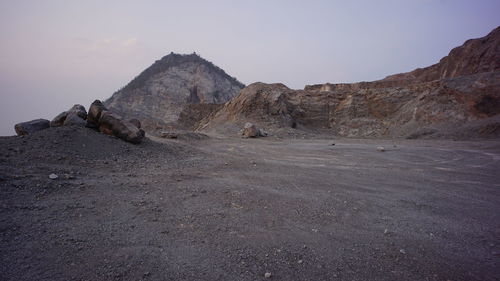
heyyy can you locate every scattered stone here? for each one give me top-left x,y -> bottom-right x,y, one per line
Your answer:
48,173 -> 58,180
297,259 -> 303,264
384,229 -> 389,235
14,119 -> 50,136
399,249 -> 406,254
331,143 -> 335,146
264,272 -> 272,278
377,146 -> 385,152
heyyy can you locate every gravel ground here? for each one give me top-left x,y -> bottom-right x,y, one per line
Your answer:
0,126 -> 499,281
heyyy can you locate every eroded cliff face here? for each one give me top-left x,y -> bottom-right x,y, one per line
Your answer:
199,73 -> 500,139
105,53 -> 244,131
200,27 -> 500,139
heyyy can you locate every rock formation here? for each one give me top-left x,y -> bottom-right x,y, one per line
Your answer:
104,53 -> 244,132
199,26 -> 500,139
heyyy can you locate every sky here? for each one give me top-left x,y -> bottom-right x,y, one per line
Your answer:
0,0 -> 499,136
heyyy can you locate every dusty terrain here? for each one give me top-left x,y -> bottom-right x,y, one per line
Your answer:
0,126 -> 499,281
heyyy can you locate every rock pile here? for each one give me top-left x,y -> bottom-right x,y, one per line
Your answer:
85,100 -> 145,144
14,100 -> 145,144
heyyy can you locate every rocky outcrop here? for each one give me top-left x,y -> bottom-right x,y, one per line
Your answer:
200,27 -> 500,139
105,53 -> 245,132
14,119 -> 50,136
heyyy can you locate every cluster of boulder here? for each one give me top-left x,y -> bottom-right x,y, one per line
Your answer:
14,100 -> 145,144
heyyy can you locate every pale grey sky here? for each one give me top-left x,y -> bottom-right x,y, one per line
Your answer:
0,0 -> 499,135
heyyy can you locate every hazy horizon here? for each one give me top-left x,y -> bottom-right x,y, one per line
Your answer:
1,0 -> 499,136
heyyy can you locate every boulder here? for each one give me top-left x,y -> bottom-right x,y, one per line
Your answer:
14,119 -> 50,136
98,111 -> 145,144
50,104 -> 87,127
242,122 -> 265,138
63,113 -> 87,127
87,100 -> 107,129
68,104 -> 87,119
129,119 -> 141,129
50,111 -> 68,127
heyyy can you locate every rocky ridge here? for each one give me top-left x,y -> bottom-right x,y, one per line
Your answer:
199,26 -> 500,139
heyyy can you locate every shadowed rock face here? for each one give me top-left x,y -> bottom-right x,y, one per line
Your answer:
200,27 -> 500,139
104,53 -> 244,132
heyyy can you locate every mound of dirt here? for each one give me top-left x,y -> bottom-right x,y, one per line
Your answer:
0,126 -> 194,174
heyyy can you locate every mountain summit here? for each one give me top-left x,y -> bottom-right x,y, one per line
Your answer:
105,53 -> 244,130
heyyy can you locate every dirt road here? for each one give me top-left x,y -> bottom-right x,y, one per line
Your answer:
1,127 -> 499,280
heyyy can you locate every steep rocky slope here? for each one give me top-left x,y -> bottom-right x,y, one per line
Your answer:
200,27 -> 500,139
105,53 -> 244,131
381,26 -> 500,83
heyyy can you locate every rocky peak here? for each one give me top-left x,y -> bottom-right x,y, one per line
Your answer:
119,52 -> 244,95
105,52 -> 245,131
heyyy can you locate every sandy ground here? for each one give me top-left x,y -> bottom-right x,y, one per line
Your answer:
0,126 -> 499,281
